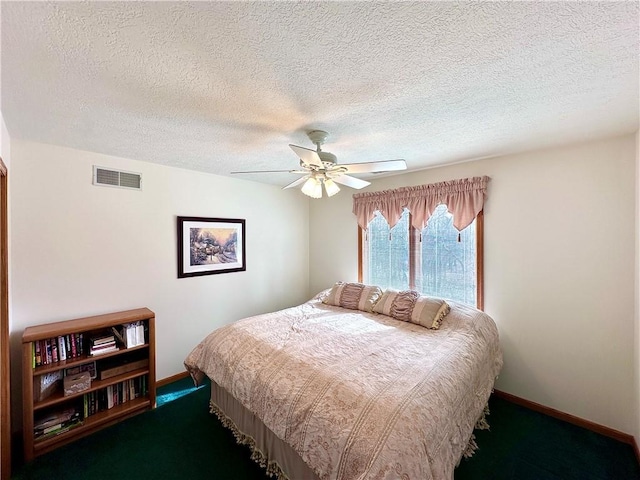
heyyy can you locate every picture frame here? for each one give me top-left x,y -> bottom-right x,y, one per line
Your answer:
177,216 -> 246,278
64,361 -> 97,380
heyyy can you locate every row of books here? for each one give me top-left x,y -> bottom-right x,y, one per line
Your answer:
34,408 -> 82,440
32,334 -> 84,367
89,322 -> 147,356
33,375 -> 149,440
31,323 -> 148,367
83,376 -> 148,417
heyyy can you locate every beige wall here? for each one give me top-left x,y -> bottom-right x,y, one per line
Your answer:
310,134 -> 636,434
7,134 -> 639,438
9,140 -> 310,426
0,114 -> 10,164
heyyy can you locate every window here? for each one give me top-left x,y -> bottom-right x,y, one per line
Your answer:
419,204 -> 478,305
365,209 -> 410,291
360,206 -> 483,309
354,176 -> 488,309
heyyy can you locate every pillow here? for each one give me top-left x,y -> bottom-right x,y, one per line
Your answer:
322,282 -> 382,312
311,288 -> 332,302
373,289 -> 450,329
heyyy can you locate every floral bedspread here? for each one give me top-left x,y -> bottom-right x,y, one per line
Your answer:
184,297 -> 502,480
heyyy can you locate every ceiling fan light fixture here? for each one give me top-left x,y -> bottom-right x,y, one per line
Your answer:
301,176 -> 323,198
323,178 -> 340,197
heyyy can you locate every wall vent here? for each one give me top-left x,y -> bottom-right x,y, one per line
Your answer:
93,166 -> 142,190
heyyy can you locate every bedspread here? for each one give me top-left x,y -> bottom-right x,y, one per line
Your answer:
184,297 -> 502,480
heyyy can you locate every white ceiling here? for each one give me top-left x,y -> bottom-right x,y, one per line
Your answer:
1,1 -> 638,187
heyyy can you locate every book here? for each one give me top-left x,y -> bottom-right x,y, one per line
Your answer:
70,333 -> 77,358
125,324 -> 134,347
65,335 -> 72,358
106,385 -> 114,409
58,336 -> 67,361
111,326 -> 125,346
77,333 -> 84,356
137,323 -> 144,345
33,342 -> 39,368
51,339 -> 58,363
45,340 -> 50,363
93,335 -> 115,346
122,322 -> 145,348
89,345 -> 118,356
89,391 -> 96,415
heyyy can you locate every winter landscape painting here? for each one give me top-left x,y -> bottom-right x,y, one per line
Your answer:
177,216 -> 245,278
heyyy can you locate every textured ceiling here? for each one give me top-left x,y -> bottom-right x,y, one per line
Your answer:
1,1 -> 638,187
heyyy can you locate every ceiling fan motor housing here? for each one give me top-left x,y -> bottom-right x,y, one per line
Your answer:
307,130 -> 338,166
307,130 -> 329,146
318,151 -> 337,165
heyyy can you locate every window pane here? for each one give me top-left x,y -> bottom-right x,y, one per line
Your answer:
420,204 -> 476,305
366,209 -> 409,291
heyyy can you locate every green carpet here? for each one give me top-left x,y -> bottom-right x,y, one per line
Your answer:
12,377 -> 640,479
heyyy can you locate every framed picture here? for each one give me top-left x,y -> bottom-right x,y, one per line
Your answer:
64,361 -> 97,380
177,216 -> 246,278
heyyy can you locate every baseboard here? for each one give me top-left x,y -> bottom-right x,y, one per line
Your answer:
156,371 -> 190,388
493,389 -> 638,460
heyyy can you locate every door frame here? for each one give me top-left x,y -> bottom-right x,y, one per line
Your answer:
0,157 -> 10,477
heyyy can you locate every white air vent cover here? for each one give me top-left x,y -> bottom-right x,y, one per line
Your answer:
93,166 -> 142,190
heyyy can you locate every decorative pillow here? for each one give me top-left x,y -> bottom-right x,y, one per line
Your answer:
410,295 -> 451,330
322,282 -> 383,312
373,289 -> 450,329
311,288 -> 332,302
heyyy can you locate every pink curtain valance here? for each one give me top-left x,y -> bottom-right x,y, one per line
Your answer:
352,176 -> 489,231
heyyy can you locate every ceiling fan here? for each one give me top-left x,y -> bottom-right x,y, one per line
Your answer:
231,130 -> 407,198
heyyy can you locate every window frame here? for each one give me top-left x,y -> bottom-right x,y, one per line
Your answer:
358,209 -> 484,310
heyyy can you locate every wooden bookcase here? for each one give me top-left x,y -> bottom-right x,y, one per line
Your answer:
22,308 -> 156,461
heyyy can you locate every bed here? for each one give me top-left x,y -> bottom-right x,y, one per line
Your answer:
184,287 -> 502,480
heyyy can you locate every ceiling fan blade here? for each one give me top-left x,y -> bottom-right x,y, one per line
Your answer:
341,159 -> 407,174
332,175 -> 371,189
230,169 -> 306,174
282,176 -> 309,190
289,145 -> 323,168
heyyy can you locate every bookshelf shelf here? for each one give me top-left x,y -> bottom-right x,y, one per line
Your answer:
33,397 -> 151,454
32,343 -> 149,376
22,308 -> 156,461
33,367 -> 150,410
